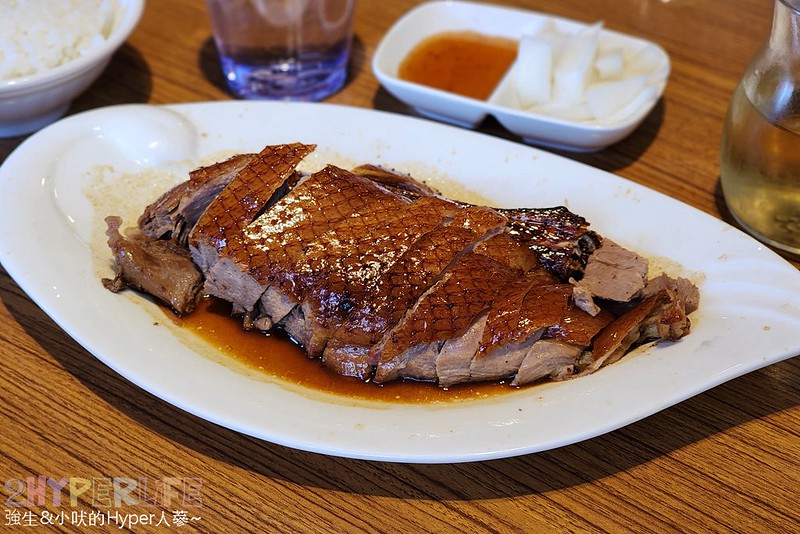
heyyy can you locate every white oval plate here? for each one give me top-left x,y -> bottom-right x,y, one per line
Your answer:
1,101 -> 799,463
373,0 -> 670,152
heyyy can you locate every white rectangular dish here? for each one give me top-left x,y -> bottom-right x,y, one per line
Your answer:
372,0 -> 670,152
1,101 -> 798,463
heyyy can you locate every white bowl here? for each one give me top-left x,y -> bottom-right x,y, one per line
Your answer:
373,0 -> 670,152
0,0 -> 144,138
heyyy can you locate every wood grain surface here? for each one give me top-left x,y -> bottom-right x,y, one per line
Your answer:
1,1 -> 798,532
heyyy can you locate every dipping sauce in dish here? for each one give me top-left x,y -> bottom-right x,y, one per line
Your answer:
398,31 -> 517,100
179,297 -> 514,404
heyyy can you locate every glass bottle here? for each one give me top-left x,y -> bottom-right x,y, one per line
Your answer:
720,0 -> 800,257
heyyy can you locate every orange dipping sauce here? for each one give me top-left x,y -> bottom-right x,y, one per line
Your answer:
398,31 -> 518,100
179,297 -> 516,404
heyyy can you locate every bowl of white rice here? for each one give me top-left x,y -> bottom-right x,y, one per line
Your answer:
0,0 -> 144,137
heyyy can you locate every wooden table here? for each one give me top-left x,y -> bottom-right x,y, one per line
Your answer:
2,1 -> 798,532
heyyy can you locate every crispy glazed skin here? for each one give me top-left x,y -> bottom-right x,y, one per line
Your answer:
102,143 -> 699,388
138,153 -> 255,244
373,249 -> 520,383
323,205 -> 507,377
186,143 -> 316,312
189,142 -> 315,265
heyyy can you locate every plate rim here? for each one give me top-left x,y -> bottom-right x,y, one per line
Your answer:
1,100 -> 799,463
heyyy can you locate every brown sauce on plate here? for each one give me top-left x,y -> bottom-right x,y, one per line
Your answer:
398,31 -> 518,100
179,297 -> 515,403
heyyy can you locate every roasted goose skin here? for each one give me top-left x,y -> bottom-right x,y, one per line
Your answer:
103,144 -> 699,388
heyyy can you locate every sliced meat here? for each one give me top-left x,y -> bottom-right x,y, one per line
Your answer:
323,204 -> 508,378
138,153 -> 255,244
571,239 -> 649,315
496,288 -> 615,387
352,164 -> 439,200
283,194 -> 460,356
373,248 -> 521,383
511,340 -> 583,386
188,143 -> 315,310
644,273 -> 700,314
436,267 -> 554,387
436,270 -> 573,387
223,165 -> 468,358
376,230 -> 588,385
189,142 -> 315,273
239,165 -> 411,350
474,268 -> 559,356
577,287 -> 692,376
469,282 -> 574,382
102,216 -> 202,314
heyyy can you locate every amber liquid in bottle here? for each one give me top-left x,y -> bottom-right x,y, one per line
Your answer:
720,83 -> 800,256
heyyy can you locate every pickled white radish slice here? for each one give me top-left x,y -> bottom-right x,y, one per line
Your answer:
515,35 -> 553,107
512,19 -> 663,122
594,48 -> 624,80
585,75 -> 648,119
551,22 -> 601,105
626,45 -> 664,76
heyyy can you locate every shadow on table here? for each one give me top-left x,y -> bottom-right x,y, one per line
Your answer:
198,37 -> 228,96
372,86 -> 666,175
4,269 -> 797,501
69,44 -> 153,114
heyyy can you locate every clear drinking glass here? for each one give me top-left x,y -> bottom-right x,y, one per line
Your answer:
206,0 -> 355,101
720,0 -> 800,257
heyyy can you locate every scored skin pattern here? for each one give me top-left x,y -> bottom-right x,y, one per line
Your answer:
300,195 -> 460,334
352,163 -> 599,281
186,152 -> 255,194
329,205 -> 507,350
183,144 -> 617,384
242,165 -> 409,299
301,196 -> 461,357
476,235 -> 614,355
189,142 -> 315,254
242,167 -> 462,356
137,153 -> 254,242
474,267 -> 557,356
547,301 -> 615,347
376,250 -> 519,366
472,232 -> 540,273
477,281 -> 573,357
